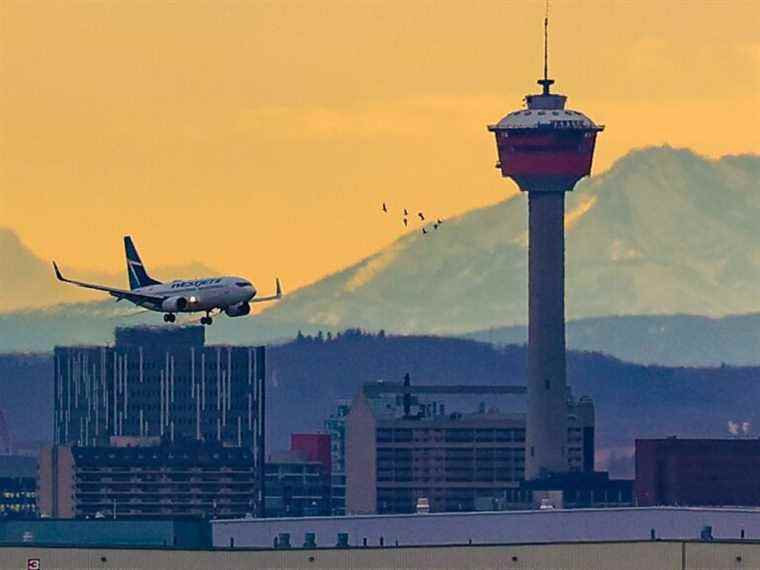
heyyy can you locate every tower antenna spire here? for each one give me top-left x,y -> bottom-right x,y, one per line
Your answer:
544,0 -> 549,82
538,0 -> 554,95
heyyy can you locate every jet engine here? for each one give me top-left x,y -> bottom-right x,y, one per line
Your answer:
161,296 -> 188,312
224,302 -> 251,317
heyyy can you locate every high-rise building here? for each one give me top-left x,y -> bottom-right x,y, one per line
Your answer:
46,326 -> 268,519
53,326 -> 265,451
345,381 -> 598,514
324,400 -> 351,515
487,12 -> 603,480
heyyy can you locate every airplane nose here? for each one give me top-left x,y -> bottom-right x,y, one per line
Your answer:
248,286 -> 257,300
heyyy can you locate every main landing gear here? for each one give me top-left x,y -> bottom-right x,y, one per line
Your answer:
163,313 -> 176,323
200,313 -> 213,326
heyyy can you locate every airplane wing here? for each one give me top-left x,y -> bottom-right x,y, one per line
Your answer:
52,262 -> 166,306
250,278 -> 283,304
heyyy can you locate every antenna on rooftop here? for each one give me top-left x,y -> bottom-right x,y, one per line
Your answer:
544,0 -> 549,81
538,0 -> 555,95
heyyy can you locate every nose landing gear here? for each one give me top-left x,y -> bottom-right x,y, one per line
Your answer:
163,313 -> 176,323
200,313 -> 213,326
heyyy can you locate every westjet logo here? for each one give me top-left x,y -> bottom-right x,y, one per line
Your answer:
171,279 -> 223,289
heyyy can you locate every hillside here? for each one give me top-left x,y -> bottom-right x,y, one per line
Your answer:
0,228 -> 216,312
252,147 -> 760,332
1,147 -> 760,361
4,332 -> 760,478
465,313 -> 760,367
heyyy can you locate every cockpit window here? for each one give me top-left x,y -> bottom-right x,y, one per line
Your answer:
235,282 -> 250,287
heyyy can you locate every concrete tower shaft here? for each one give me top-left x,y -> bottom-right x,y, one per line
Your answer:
487,42 -> 602,481
526,192 -> 567,479
488,7 -> 603,481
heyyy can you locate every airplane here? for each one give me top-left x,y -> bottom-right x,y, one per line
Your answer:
52,236 -> 282,326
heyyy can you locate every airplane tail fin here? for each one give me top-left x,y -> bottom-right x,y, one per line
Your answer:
124,236 -> 161,290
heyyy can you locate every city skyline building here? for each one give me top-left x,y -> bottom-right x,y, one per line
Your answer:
47,326 -> 268,519
636,438 -> 760,507
345,380 -> 598,514
53,327 -> 265,452
324,400 -> 351,515
487,15 -> 604,480
265,434 -> 331,518
38,438 -> 257,519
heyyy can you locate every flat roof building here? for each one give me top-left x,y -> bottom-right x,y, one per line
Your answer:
38,440 -> 257,519
266,434 -> 331,518
49,326 -> 267,517
53,326 -> 265,450
0,518 -> 211,547
636,438 -> 760,507
324,400 -> 351,516
212,506 -> 760,549
346,379 -> 597,514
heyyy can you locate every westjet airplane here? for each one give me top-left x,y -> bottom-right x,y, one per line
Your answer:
53,236 -> 282,325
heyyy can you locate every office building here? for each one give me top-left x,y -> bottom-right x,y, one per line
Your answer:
265,434 -> 331,518
324,400 -> 350,515
636,438 -> 760,507
54,326 -> 265,451
38,438 -> 257,519
346,380 -> 598,514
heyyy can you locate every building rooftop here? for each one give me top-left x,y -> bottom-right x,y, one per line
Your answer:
212,506 -> 760,548
114,325 -> 205,347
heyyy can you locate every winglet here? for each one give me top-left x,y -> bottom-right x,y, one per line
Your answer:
275,278 -> 283,299
52,261 -> 65,282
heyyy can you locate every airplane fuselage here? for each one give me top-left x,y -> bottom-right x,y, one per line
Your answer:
136,276 -> 256,313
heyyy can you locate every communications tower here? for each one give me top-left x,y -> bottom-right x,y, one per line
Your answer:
487,11 -> 603,480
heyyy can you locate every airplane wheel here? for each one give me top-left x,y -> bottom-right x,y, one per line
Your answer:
163,314 -> 170,323
164,314 -> 175,323
170,314 -> 176,323
206,316 -> 213,325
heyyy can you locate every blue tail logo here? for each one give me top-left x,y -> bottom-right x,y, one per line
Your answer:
124,236 -> 161,290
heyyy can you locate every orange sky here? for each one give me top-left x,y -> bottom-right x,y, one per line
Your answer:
1,1 -> 758,293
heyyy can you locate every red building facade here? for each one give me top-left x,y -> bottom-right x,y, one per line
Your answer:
291,433 -> 331,475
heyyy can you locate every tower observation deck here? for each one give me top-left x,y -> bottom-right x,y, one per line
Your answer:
487,12 -> 603,481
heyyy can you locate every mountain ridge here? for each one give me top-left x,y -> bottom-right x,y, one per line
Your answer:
0,227 -> 216,312
1,146 -> 760,360
252,146 -> 760,331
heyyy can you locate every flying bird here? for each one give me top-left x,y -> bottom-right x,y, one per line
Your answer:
437,218 -> 443,224
382,202 -> 388,213
433,223 -> 439,230
418,212 -> 425,221
403,218 -> 408,227
403,208 -> 409,216
422,228 -> 428,235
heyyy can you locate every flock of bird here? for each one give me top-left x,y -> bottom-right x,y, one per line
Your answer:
381,203 -> 444,236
